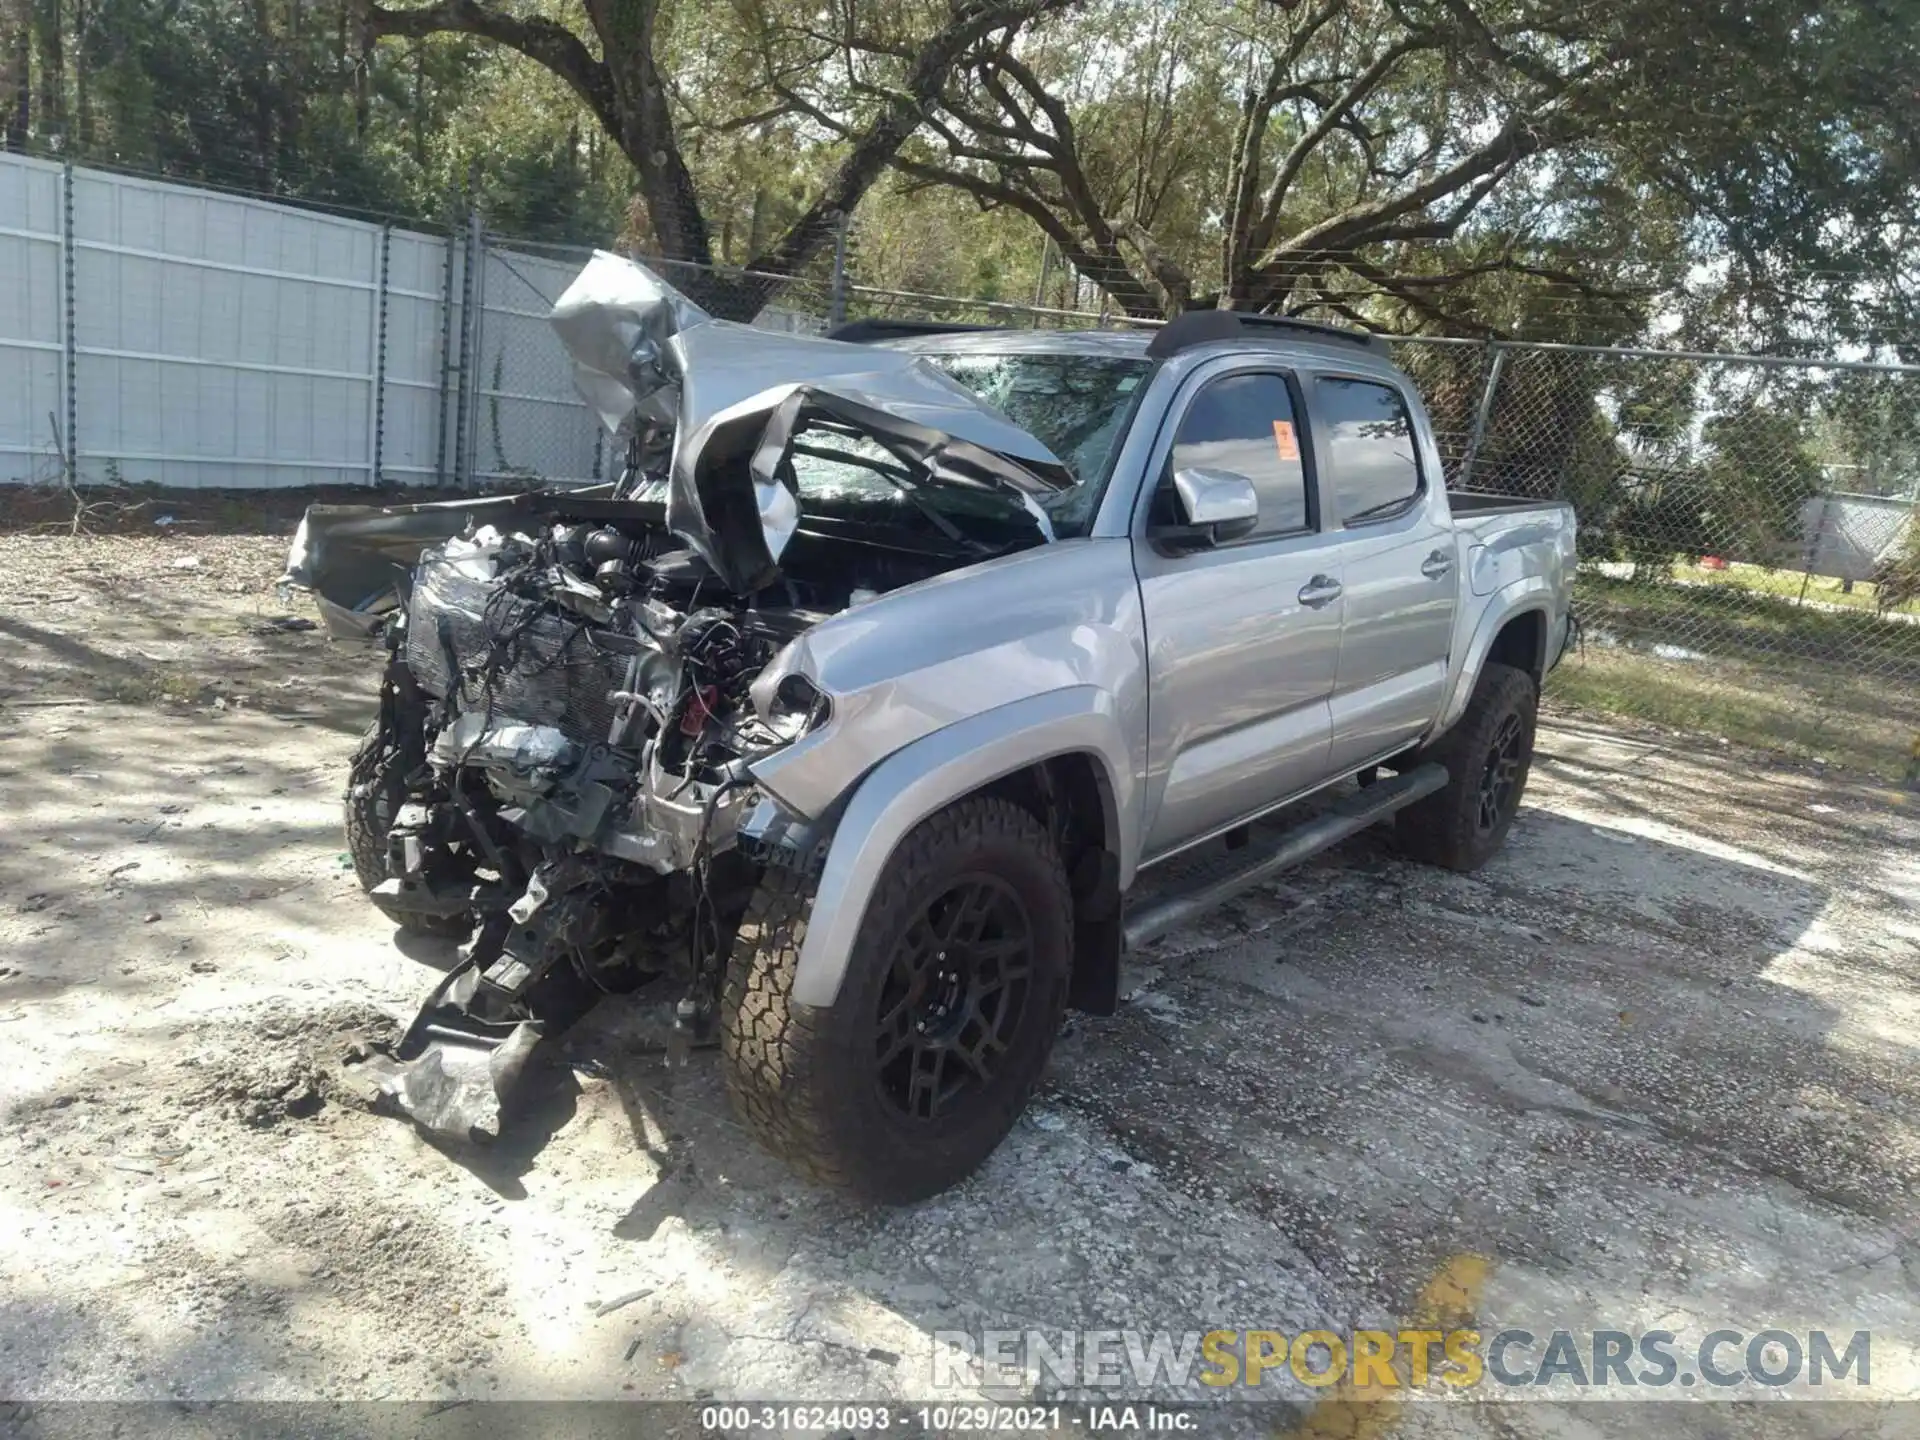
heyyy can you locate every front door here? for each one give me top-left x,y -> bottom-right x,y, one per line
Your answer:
1134,366 -> 1344,860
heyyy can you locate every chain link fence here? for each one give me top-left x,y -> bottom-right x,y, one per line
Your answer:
1438,344 -> 1920,663
1404,338 -> 1920,774
6,146 -> 1910,770
459,239 -> 1920,771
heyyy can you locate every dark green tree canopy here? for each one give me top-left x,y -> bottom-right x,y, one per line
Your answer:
888,0 -> 1918,345
4,0 -> 1914,342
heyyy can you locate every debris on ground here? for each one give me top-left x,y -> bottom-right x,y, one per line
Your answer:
1,511 -> 1917,1411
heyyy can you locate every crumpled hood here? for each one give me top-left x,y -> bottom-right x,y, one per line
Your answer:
550,252 -> 1072,592
282,490 -> 594,637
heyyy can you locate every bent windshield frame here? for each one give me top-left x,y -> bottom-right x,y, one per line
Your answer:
924,351 -> 1155,538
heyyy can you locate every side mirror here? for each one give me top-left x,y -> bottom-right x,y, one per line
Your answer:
1154,467 -> 1260,551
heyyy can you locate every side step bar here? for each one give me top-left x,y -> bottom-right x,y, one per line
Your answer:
1122,763 -> 1449,952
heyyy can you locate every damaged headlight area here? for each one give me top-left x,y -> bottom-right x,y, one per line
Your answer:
357,514 -> 842,1143
313,252 -> 1081,1148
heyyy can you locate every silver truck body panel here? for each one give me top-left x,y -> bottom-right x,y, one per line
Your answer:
297,278 -> 1577,1024
746,539 -> 1148,836
551,254 -> 1070,591
771,331 -> 1575,1003
786,685 -> 1138,1008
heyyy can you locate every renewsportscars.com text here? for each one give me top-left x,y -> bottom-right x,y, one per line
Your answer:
931,1327 -> 1872,1393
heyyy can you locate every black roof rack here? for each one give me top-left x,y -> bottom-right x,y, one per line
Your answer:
1145,309 -> 1388,360
826,318 -> 1007,345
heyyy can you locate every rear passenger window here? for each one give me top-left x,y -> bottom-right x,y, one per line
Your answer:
1319,378 -> 1422,524
1162,373 -> 1309,538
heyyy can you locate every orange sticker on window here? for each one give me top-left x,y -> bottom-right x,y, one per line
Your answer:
1273,419 -> 1300,462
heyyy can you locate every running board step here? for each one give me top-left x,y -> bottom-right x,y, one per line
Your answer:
1121,763 -> 1449,952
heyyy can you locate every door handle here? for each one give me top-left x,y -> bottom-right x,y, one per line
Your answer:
1420,550 -> 1453,580
1298,575 -> 1343,608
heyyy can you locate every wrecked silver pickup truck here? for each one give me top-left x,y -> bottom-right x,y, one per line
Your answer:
286,254 -> 1574,1202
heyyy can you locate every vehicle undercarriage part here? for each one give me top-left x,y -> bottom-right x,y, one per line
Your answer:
363,850 -> 668,1142
336,500 -> 831,1141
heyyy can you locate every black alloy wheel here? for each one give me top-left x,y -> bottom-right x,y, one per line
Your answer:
719,795 -> 1073,1203
874,876 -> 1035,1122
1392,661 -> 1538,873
1476,711 -> 1526,835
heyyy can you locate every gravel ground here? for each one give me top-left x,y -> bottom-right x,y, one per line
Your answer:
2,528 -> 1918,1439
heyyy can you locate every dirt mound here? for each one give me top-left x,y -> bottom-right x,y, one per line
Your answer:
173,1000 -> 401,1128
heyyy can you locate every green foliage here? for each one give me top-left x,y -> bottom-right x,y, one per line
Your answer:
1813,379 -> 1920,500
1696,402 -> 1824,567
7,0 -> 627,239
2,0 -> 1913,340
1608,471 -> 1710,579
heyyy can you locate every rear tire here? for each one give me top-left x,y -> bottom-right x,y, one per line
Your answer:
721,796 -> 1072,1203
343,721 -> 470,938
1395,662 -> 1537,873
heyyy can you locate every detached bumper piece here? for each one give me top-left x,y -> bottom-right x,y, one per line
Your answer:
364,863 -> 614,1145
364,968 -> 546,1146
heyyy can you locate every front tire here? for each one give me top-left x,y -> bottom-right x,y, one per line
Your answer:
1395,662 -> 1538,872
720,796 -> 1072,1203
343,721 -> 470,938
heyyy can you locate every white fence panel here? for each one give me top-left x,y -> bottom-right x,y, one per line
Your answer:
469,242 -> 603,488
382,226 -> 457,483
0,157 -> 856,491
4,157 -> 907,493
0,154 -> 67,482
66,165 -> 382,488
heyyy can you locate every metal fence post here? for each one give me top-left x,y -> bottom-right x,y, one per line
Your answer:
827,211 -> 850,330
369,221 -> 391,489
60,159 -> 76,487
451,202 -> 481,490
433,213 -> 458,487
463,220 -> 489,489
1459,341 -> 1508,488
1031,236 -> 1054,328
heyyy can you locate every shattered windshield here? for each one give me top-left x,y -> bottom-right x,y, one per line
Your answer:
924,352 -> 1153,537
787,429 -> 1046,556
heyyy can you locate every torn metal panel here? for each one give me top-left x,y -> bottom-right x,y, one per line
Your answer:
364,1020 -> 543,1147
548,251 -> 706,436
548,252 -> 1071,592
281,489 -> 613,625
362,960 -> 550,1146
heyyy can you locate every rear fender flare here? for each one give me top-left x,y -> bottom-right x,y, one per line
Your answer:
789,686 -> 1138,1008
1439,580 -> 1555,732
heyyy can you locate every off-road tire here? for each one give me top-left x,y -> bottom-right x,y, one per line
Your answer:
721,796 -> 1073,1204
1395,662 -> 1538,873
343,721 -> 470,938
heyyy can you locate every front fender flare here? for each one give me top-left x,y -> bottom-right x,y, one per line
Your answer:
788,686 -> 1138,1009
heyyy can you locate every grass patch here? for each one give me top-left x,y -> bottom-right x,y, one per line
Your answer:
1576,572 -> 1920,679
1669,561 -> 1905,615
1547,647 -> 1920,781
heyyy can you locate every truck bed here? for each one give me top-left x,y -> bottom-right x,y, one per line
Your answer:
1447,488 -> 1556,515
1448,491 -> 1577,552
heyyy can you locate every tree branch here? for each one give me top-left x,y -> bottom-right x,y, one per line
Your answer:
891,152 -> 1165,318
1113,216 -> 1193,311
1251,111 -> 1544,294
1222,0 -> 1349,298
361,0 -> 618,138
1338,253 -> 1504,335
1247,34 -> 1430,259
748,0 -> 1079,280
